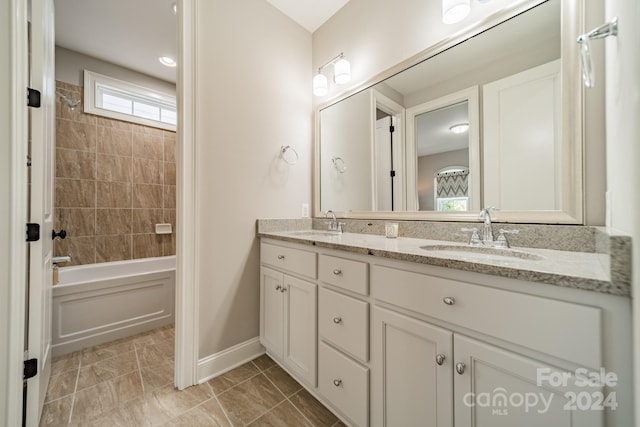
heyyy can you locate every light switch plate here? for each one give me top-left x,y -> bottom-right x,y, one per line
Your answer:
301,203 -> 310,218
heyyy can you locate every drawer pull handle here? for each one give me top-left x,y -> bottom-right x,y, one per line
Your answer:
277,255 -> 285,260
333,269 -> 342,275
443,297 -> 456,306
275,285 -> 282,291
333,317 -> 342,324
436,354 -> 446,366
281,287 -> 287,293
333,379 -> 342,387
456,362 -> 466,375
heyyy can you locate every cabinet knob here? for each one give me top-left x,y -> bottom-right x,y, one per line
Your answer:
281,286 -> 287,293
443,297 -> 456,306
275,285 -> 282,291
333,269 -> 342,275
277,255 -> 285,260
436,354 -> 446,366
333,317 -> 342,324
455,362 -> 466,375
333,379 -> 342,387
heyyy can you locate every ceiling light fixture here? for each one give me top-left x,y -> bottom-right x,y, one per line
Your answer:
159,56 -> 177,67
313,52 -> 351,97
449,123 -> 470,134
442,0 -> 471,24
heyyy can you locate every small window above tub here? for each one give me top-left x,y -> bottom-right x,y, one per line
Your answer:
84,70 -> 176,131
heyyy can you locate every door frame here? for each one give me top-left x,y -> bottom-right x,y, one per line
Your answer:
3,0 -> 29,425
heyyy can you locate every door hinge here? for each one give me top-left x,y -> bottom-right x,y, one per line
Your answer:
389,125 -> 395,133
23,359 -> 38,380
26,223 -> 40,242
27,88 -> 41,108
390,170 -> 396,177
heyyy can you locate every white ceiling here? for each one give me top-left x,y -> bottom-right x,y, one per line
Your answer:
416,102 -> 469,157
266,0 -> 350,32
54,0 -> 348,84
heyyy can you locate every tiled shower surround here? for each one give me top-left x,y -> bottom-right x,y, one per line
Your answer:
54,81 -> 176,266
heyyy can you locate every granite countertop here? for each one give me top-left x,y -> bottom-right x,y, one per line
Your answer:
258,229 -> 630,297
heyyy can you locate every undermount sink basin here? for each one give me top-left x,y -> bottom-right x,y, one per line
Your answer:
288,230 -> 342,237
420,244 -> 544,261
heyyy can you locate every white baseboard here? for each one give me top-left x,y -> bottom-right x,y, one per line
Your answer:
197,337 -> 264,383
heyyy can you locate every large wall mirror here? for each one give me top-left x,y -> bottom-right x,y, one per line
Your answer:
315,0 -> 585,223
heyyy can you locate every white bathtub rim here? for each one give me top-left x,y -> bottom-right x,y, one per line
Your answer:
57,255 -> 176,287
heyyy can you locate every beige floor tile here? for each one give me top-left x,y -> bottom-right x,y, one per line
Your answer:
137,343 -> 171,367
289,389 -> 339,427
251,354 -> 276,372
86,395 -> 174,427
76,350 -> 138,391
146,383 -> 214,420
70,371 -> 143,425
165,398 -> 232,427
217,374 -> 285,426
141,360 -> 175,392
248,400 -> 313,427
332,421 -> 348,427
50,351 -> 81,376
207,362 -> 260,395
39,395 -> 73,426
263,365 -> 302,397
45,368 -> 78,402
80,339 -> 135,365
154,337 -> 175,358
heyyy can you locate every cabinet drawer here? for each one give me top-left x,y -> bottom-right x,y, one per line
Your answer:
319,342 -> 369,427
319,254 -> 368,295
371,265 -> 602,369
319,288 -> 369,362
261,242 -> 316,279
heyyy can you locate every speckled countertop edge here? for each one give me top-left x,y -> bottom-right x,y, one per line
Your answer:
257,228 -> 630,297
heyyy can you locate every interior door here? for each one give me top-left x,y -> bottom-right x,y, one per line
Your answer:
26,0 -> 55,424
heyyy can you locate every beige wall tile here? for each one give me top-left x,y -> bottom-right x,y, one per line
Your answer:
97,126 -> 132,157
163,162 -> 176,186
132,234 -> 163,259
96,182 -> 132,208
163,136 -> 176,163
56,208 -> 95,237
131,124 -> 164,137
97,153 -> 132,183
55,179 -> 96,208
97,117 -> 132,132
132,209 -> 163,234
133,184 -> 163,209
96,235 -> 132,262
56,119 -> 96,152
56,148 -> 96,179
96,209 -> 132,235
163,185 -> 176,209
54,236 -> 96,266
162,209 -> 176,230
162,234 -> 176,256
133,158 -> 163,185
56,81 -> 81,92
133,132 -> 163,160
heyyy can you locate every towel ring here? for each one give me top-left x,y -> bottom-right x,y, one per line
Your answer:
280,145 -> 299,165
332,156 -> 347,173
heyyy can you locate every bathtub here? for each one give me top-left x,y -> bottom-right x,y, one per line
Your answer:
52,256 -> 175,357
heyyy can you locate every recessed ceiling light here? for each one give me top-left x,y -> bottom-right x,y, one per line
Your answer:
159,56 -> 177,67
171,2 -> 177,15
449,123 -> 469,134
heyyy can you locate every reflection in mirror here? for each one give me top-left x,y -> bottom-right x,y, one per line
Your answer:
317,0 -> 583,223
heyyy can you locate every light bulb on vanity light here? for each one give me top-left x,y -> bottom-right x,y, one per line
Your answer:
333,57 -> 351,84
442,0 -> 471,24
313,72 -> 329,97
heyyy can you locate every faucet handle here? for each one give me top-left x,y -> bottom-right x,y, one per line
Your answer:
461,228 -> 482,245
495,229 -> 519,248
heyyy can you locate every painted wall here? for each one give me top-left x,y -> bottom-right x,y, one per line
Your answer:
417,149 -> 469,211
604,0 -> 640,418
194,0 -> 312,359
313,0 -> 606,225
55,46 -> 175,96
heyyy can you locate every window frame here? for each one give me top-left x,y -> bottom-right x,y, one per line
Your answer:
83,70 -> 176,131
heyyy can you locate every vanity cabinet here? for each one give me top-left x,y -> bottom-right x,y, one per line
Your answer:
260,243 -> 318,387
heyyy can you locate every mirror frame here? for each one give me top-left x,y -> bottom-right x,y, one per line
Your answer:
313,0 -> 585,224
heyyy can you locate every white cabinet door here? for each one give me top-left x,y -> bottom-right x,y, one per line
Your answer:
260,267 -> 284,359
372,307 -> 454,427
454,335 -> 604,427
283,275 -> 317,386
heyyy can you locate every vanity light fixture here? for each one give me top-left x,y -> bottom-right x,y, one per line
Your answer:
442,0 -> 471,24
159,56 -> 177,67
171,2 -> 177,15
449,123 -> 469,134
313,52 -> 351,97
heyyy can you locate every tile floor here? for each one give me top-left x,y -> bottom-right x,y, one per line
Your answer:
40,325 -> 345,426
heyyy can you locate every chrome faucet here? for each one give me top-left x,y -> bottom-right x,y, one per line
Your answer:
324,210 -> 345,233
479,207 -> 496,244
